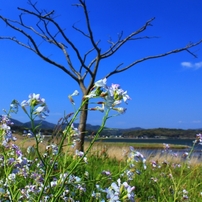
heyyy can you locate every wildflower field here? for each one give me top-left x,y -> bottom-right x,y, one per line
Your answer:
0,78 -> 202,201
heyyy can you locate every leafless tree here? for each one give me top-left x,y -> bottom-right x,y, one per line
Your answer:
0,0 -> 202,151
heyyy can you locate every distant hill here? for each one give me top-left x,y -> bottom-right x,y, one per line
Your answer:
119,127 -> 143,131
23,120 -> 56,129
10,118 -> 24,126
9,118 -> 117,131
5,118 -> 201,139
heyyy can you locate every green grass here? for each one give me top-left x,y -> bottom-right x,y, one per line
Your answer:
2,135 -> 201,201
63,150 -> 202,201
85,153 -> 202,201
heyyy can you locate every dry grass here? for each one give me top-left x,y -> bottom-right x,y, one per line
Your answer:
85,142 -> 201,165
84,142 -> 129,161
14,134 -> 48,152
13,134 -> 200,164
147,152 -> 200,165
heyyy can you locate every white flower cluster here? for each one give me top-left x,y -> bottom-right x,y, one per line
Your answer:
21,93 -> 49,119
86,78 -> 131,114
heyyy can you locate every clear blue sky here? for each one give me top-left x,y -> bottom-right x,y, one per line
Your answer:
0,0 -> 202,129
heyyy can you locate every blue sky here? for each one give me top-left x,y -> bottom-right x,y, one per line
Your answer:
0,0 -> 202,129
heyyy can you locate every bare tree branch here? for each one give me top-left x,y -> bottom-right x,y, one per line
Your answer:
72,21 -> 90,38
18,14 -> 56,45
59,43 -> 81,79
16,5 -> 91,74
0,16 -> 79,82
0,36 -> 34,50
72,4 -> 83,8
186,49 -> 198,57
78,0 -> 101,54
18,12 -> 83,79
105,40 -> 202,78
107,32 -> 123,47
82,40 -> 101,80
42,10 -> 55,18
129,36 -> 159,40
102,17 -> 155,59
21,3 -> 94,78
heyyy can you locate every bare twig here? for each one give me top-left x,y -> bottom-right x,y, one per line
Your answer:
72,21 -> 90,38
105,39 -> 202,78
79,0 -> 101,54
102,17 -> 155,58
0,16 -> 79,82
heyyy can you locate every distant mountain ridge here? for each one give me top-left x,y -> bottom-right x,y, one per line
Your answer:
10,118 -> 142,131
23,120 -> 56,129
7,118 -> 202,138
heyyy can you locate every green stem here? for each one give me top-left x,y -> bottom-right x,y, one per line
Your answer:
52,109 -> 110,202
187,141 -> 196,159
29,107 -> 46,170
36,98 -> 89,202
2,148 -> 15,201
